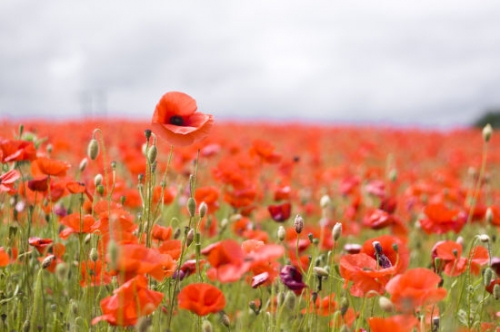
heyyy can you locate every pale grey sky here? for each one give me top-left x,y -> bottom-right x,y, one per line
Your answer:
1,1 -> 500,127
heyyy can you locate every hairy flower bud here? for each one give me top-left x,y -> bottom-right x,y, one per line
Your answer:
87,138 -> 99,160
199,202 -> 208,219
277,226 -> 286,242
187,197 -> 196,217
147,145 -> 157,164
483,123 -> 493,142
379,296 -> 395,313
89,248 -> 99,262
320,195 -> 331,209
294,214 -> 304,234
332,222 -> 342,241
41,255 -> 55,269
79,158 -> 88,172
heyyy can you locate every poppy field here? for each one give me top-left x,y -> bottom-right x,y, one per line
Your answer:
1,92 -> 500,331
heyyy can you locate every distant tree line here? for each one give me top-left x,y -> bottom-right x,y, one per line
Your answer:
473,110 -> 500,128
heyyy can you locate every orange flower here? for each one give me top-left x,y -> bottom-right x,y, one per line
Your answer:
152,91 -> 214,147
368,314 -> 419,332
0,247 -> 10,267
178,283 -> 225,316
431,241 -> 489,276
92,274 -> 163,326
386,268 -> 447,313
59,213 -> 96,239
0,139 -> 36,162
31,157 -> 71,177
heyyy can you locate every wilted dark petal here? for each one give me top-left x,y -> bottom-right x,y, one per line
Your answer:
280,265 -> 307,294
491,257 -> 500,276
252,272 -> 269,288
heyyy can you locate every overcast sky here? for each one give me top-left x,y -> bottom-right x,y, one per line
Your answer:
1,1 -> 500,127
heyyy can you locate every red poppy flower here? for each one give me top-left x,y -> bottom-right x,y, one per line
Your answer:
92,274 -> 163,326
368,314 -> 419,332
0,247 -> 10,267
0,139 -> 36,163
385,268 -> 447,313
80,260 -> 112,287
419,202 -> 467,235
268,202 -> 292,222
431,241 -> 489,276
0,169 -> 20,194
110,244 -> 176,282
195,186 -> 220,214
202,240 -> 249,282
152,91 -> 214,147
59,213 -> 96,239
360,235 -> 410,275
178,283 -> 226,316
29,237 -> 53,254
340,253 -> 397,297
31,157 -> 71,177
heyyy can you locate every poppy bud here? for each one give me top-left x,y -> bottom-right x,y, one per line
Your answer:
199,202 -> 208,219
89,248 -> 99,262
277,226 -> 286,242
285,291 -> 296,311
456,236 -> 464,247
70,300 -> 78,315
494,284 -> 500,300
186,228 -> 195,246
378,296 -> 394,313
294,214 -> 304,234
486,207 -> 494,224
220,218 -> 229,231
230,214 -> 242,222
320,195 -> 331,208
55,262 -> 68,281
87,139 -> 99,160
314,267 -> 328,279
388,168 -> 398,182
432,317 -> 440,331
249,301 -> 260,315
94,174 -> 103,186
483,123 -> 493,142
187,197 -> 196,217
46,144 -> 53,155
41,255 -> 55,269
308,233 -> 314,243
332,222 -> 342,241
96,184 -> 104,196
219,312 -> 230,328
478,234 -> 490,243
484,268 -> 494,287
144,129 -> 152,141
107,240 -> 119,270
135,317 -> 151,332
340,297 -> 349,316
147,145 -> 157,164
202,320 -> 213,332
173,228 -> 181,240
79,158 -> 87,172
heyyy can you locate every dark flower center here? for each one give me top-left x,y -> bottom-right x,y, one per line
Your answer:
169,115 -> 184,126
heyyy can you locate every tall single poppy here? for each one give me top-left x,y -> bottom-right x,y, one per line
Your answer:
178,283 -> 226,316
152,91 -> 214,147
